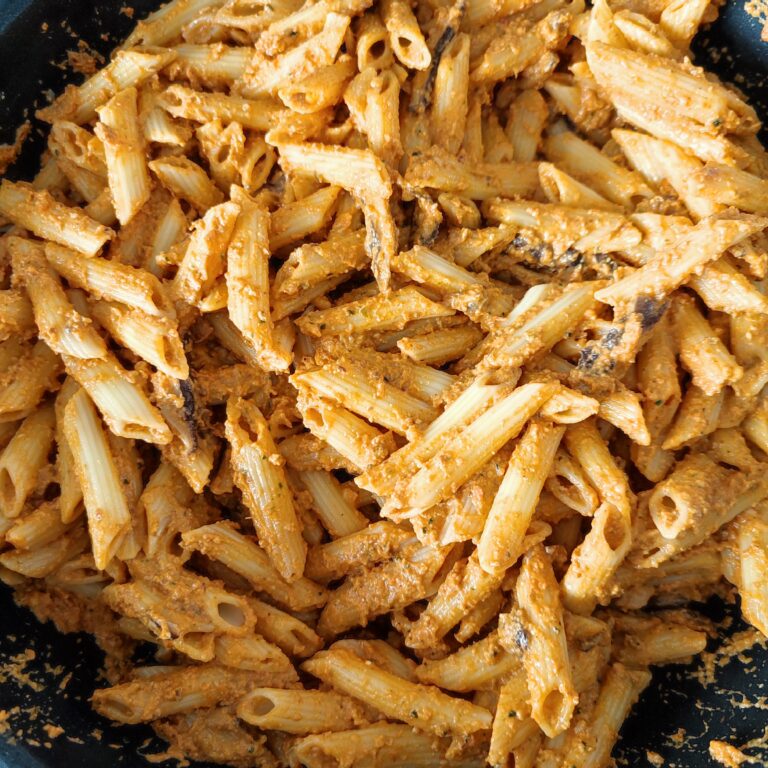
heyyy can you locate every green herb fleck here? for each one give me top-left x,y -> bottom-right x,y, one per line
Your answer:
655,399 -> 663,406
411,710 -> 418,718
508,710 -> 517,718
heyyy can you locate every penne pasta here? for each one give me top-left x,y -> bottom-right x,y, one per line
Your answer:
9,237 -> 107,360
303,646 -> 492,736
227,187 -> 290,372
0,181 -> 113,256
63,390 -> 132,569
0,404 -> 55,519
515,545 -> 577,738
3,3 -> 767,765
478,420 -> 564,573
226,397 -> 307,582
95,87 -> 151,225
38,48 -> 177,125
62,353 -> 172,444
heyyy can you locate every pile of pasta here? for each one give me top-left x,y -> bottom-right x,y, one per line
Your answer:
1,0 -> 768,764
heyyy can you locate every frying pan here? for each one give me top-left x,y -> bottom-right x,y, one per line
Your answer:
0,2 -> 767,766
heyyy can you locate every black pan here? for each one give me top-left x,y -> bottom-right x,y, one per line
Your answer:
1,2 -> 768,766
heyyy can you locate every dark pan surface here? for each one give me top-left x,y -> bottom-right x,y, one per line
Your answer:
1,2 -> 768,766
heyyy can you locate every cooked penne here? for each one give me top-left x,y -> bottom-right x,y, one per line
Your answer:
239,13 -> 351,97
92,664 -> 273,724
614,615 -> 708,667
539,386 -> 600,424
62,353 -> 171,444
0,289 -> 34,343
544,131 -> 652,208
48,121 -> 106,176
0,404 -> 55,519
0,180 -> 113,256
276,141 -> 396,290
172,202 -> 240,309
613,128 -> 720,220
279,55 -> 357,115
387,381 -> 557,514
489,677 -> 539,768
95,87 -> 151,225
9,237 -> 107,360
3,2 -> 767,764
471,9 -> 574,84
0,341 -> 61,423
90,301 -> 188,380
298,285 -> 454,337
0,526 -> 89,579
124,0 -> 227,47
672,293 -> 742,395
565,418 -> 633,518
270,185 -> 341,251
515,545 -> 577,738
478,420 -> 564,573
357,376 -> 515,497
54,378 -> 84,524
735,506 -> 768,636
659,0 -> 710,46
139,86 -> 193,147
397,324 -> 484,365
364,69 -> 402,167
464,282 -> 598,373
297,394 -> 396,471
159,84 -> 283,130
182,521 -> 327,611
288,723 -> 467,768
356,12 -> 394,70
45,242 -> 174,318
405,551 -> 506,650
381,0 -> 430,69
149,155 -> 224,212
429,33 -> 470,155
300,469 -> 369,537
587,41 -> 756,165
238,688 -> 369,733
406,145 -> 539,200
226,188 -> 290,372
63,390 -> 132,569
5,500 -> 72,551
303,646 -> 492,735
38,48 -> 177,125
561,501 -> 632,613
274,229 -> 367,296
539,162 -> 619,211
415,629 -> 521,693
166,43 -> 253,84
317,543 -> 447,636
226,397 -> 307,582
685,163 -> 768,216
566,664 -> 652,768
304,520 -> 410,582
595,216 -> 767,312
662,385 -> 723,450
293,364 -> 438,439
545,446 -> 600,516
689,257 -> 768,315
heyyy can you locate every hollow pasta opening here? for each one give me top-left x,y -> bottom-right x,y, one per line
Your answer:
217,601 -> 246,627
245,694 -> 275,717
